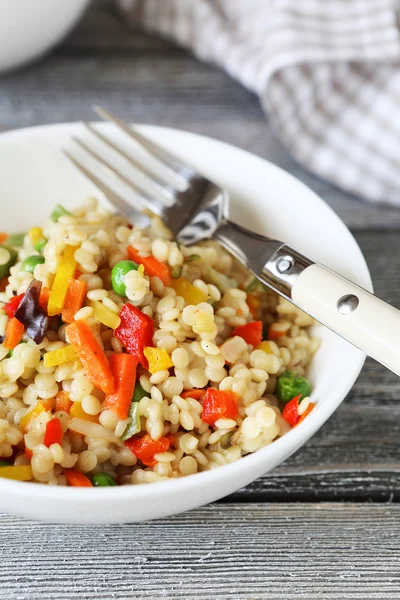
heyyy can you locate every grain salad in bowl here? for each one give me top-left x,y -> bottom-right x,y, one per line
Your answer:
0,198 -> 319,487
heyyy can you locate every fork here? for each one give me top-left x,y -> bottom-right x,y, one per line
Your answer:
64,106 -> 400,378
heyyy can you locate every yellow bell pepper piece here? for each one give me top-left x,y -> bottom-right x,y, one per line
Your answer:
48,245 -> 77,316
138,264 -> 145,275
247,293 -> 260,311
19,402 -> 48,434
143,347 -> 173,374
172,278 -> 208,305
70,401 -> 99,423
256,341 -> 273,354
0,465 -> 33,481
89,301 -> 121,330
43,344 -> 78,368
29,227 -> 43,244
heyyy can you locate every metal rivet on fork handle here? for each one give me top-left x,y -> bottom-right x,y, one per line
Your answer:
277,257 -> 293,273
337,294 -> 359,315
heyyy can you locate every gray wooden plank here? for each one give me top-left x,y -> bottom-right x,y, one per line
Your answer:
0,503 -> 399,600
1,1 -> 399,230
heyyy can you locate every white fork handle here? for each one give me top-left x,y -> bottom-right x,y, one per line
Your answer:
291,263 -> 400,376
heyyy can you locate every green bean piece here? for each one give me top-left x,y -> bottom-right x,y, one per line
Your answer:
21,255 -> 45,274
111,260 -> 139,296
7,233 -> 26,247
91,472 -> 117,487
276,371 -> 311,404
186,254 -> 201,263
33,238 -> 47,253
51,204 -> 72,222
120,383 -> 148,441
245,277 -> 259,293
0,245 -> 17,279
171,265 -> 182,279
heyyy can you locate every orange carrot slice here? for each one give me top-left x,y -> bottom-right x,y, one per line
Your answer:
66,320 -> 115,394
62,279 -> 87,324
181,389 -> 206,400
103,353 -> 138,420
4,317 -> 24,349
55,391 -> 73,414
128,246 -> 172,287
64,469 -> 92,487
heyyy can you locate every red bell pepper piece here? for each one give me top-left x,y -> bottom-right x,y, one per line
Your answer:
114,303 -> 154,368
231,321 -> 262,346
103,353 -> 139,420
281,394 -> 301,428
43,418 -> 64,447
3,293 -> 24,318
125,433 -> 171,466
202,389 -> 239,426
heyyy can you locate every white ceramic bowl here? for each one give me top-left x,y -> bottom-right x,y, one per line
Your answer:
0,123 -> 372,523
0,0 -> 90,74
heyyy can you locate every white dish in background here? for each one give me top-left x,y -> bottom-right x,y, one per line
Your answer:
0,0 -> 90,74
0,123 -> 372,523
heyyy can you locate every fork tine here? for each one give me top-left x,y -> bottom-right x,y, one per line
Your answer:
82,122 -> 175,202
93,105 -> 190,187
63,149 -> 153,220
72,135 -> 164,216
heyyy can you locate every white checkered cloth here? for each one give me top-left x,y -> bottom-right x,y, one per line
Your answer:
117,0 -> 400,206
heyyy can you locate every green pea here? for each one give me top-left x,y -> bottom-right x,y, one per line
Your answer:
276,371 -> 311,404
91,472 -> 117,487
0,245 -> 17,279
51,204 -> 71,222
21,255 -> 45,274
0,461 -> 10,467
33,238 -> 47,253
111,260 -> 139,296
7,233 -> 26,247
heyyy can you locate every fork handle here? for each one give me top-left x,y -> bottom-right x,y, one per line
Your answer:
264,244 -> 400,377
215,220 -> 400,377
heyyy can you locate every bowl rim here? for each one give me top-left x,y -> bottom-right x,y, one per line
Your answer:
0,122 -> 371,503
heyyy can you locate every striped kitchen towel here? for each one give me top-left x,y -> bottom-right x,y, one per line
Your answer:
117,0 -> 400,206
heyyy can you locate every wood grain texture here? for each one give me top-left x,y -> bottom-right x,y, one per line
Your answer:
1,504 -> 399,600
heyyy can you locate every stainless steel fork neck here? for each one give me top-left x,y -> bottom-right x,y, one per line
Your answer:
214,219 -> 314,300
261,244 -> 314,300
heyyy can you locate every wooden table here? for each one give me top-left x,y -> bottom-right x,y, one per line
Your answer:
1,3 -> 400,598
